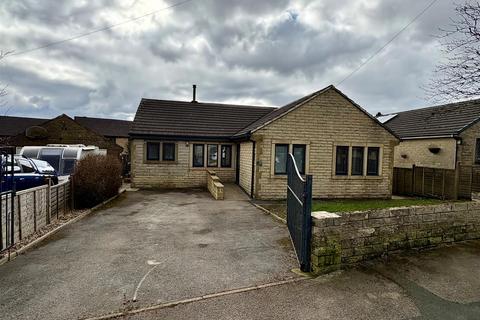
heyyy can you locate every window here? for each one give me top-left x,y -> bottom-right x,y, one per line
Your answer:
207,145 -> 218,167
293,144 -> 306,174
146,142 -> 160,161
221,145 -> 232,168
193,144 -> 205,167
351,147 -> 364,176
335,146 -> 349,176
367,147 -> 380,176
274,144 -> 289,175
39,148 -> 63,172
162,143 -> 176,161
476,139 -> 480,164
17,159 -> 35,173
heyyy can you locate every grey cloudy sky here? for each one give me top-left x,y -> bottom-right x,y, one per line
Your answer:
0,0 -> 457,120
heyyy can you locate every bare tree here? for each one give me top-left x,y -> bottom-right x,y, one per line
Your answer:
426,1 -> 480,101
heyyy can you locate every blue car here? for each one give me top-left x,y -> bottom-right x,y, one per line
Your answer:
0,156 -> 59,192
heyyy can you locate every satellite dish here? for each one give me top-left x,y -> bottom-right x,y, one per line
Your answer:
25,126 -> 48,139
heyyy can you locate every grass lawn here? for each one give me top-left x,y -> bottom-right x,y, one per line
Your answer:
312,198 -> 449,213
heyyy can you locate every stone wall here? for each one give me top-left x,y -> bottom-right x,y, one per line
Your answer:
252,88 -> 398,200
131,139 -> 236,189
393,138 -> 457,169
1,180 -> 71,250
207,170 -> 224,200
239,141 -> 253,196
311,202 -> 480,274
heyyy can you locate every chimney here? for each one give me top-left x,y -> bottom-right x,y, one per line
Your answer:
191,84 -> 198,103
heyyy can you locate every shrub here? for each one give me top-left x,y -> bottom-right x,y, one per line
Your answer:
73,154 -> 122,209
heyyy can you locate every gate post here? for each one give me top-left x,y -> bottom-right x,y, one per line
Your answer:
302,175 -> 313,272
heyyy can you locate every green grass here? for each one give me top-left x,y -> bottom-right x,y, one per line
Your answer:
312,198 -> 450,213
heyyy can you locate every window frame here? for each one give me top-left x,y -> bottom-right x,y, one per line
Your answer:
220,145 -> 232,168
162,142 -> 176,162
146,142 -> 160,162
274,144 -> 289,175
335,145 -> 349,176
292,144 -> 306,175
367,147 -> 380,176
192,144 -> 205,168
207,144 -> 219,168
351,146 -> 365,176
475,139 -> 480,164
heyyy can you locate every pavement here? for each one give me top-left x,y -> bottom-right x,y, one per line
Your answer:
0,187 -> 479,320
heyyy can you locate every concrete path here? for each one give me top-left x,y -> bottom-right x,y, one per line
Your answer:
0,189 -> 297,320
117,241 -> 480,320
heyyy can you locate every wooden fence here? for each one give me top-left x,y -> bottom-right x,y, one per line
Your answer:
1,179 -> 72,250
393,164 -> 480,200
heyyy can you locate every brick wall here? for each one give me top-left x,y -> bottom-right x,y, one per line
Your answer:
251,88 -> 398,200
393,138 -> 457,169
239,141 -> 253,195
1,180 -> 70,250
311,202 -> 480,274
131,139 -> 236,189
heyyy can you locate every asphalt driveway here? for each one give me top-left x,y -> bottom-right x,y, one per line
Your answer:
0,188 -> 297,320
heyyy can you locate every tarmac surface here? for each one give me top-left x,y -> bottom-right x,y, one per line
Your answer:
1,188 -> 479,320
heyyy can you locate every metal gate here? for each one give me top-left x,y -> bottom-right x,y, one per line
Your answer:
286,153 -> 313,272
0,146 -> 15,252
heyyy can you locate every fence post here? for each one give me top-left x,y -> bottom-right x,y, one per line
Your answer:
70,175 -> 75,211
46,178 -> 51,224
63,183 -> 67,215
33,190 -> 37,232
422,167 -> 425,196
454,162 -> 460,200
17,194 -> 22,241
411,165 -> 416,195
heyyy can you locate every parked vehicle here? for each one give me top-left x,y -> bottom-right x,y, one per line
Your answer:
19,144 -> 106,176
0,156 -> 59,192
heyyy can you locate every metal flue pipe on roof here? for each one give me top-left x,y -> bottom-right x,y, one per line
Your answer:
192,84 -> 198,103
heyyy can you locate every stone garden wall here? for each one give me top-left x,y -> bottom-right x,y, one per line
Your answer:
311,202 -> 480,274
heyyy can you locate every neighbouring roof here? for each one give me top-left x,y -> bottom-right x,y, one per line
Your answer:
0,115 -> 47,137
130,99 -> 276,138
384,98 -> 480,139
75,116 -> 132,138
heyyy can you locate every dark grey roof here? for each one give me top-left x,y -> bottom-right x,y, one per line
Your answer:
0,115 -> 47,137
384,99 -> 480,139
130,99 -> 276,138
75,116 -> 132,138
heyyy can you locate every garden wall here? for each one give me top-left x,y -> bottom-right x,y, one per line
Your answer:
311,201 -> 480,274
1,180 -> 71,250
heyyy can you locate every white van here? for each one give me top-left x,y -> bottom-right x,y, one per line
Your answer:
19,144 -> 106,176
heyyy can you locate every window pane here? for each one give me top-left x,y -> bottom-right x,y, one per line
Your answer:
476,139 -> 480,164
162,143 -> 176,161
367,147 -> 380,176
274,144 -> 288,175
193,144 -> 204,167
207,145 -> 218,167
146,142 -> 160,161
221,145 -> 232,168
293,144 -> 306,174
39,148 -> 62,171
351,147 -> 364,176
18,159 -> 35,173
335,146 -> 349,176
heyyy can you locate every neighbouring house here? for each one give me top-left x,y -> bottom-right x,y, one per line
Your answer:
381,99 -> 480,171
0,115 -> 46,144
130,85 -> 399,200
74,116 -> 132,155
9,114 -> 123,157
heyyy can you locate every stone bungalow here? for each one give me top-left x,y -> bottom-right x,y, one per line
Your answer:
130,85 -> 399,200
381,98 -> 480,171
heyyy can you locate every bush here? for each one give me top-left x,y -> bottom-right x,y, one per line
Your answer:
73,154 -> 122,209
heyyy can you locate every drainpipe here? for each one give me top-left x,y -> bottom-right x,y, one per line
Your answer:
250,140 -> 256,198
